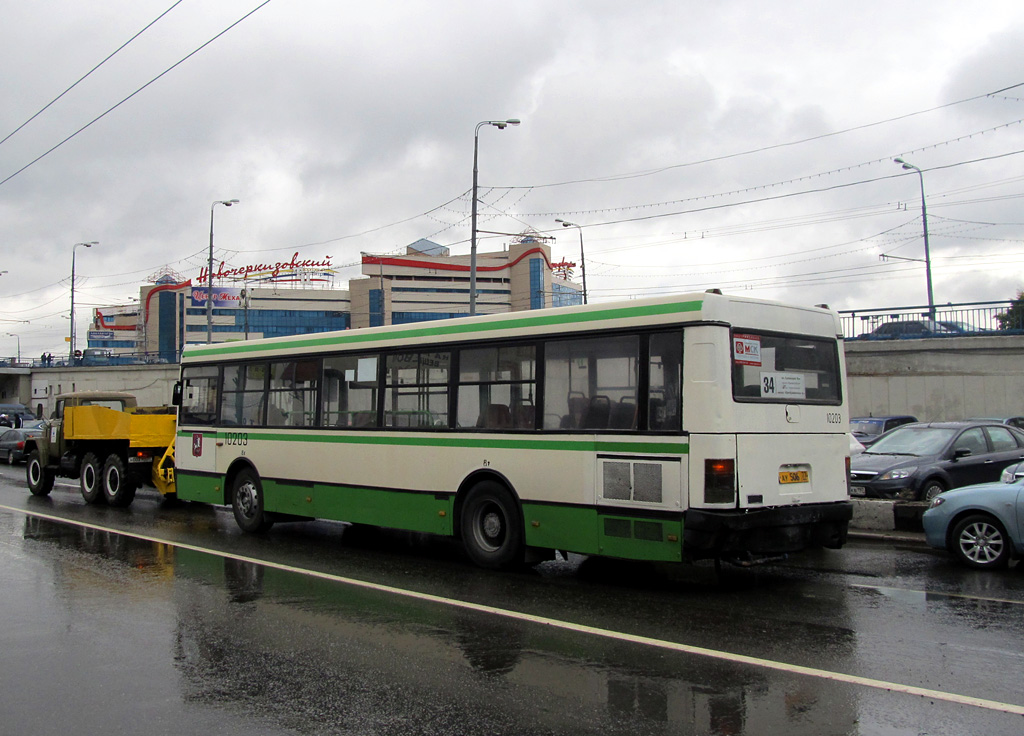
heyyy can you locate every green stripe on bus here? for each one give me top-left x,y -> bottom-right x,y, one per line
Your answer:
184,299 -> 703,358
176,430 -> 687,454
175,470 -> 684,563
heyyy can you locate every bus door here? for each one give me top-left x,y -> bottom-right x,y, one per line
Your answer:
176,367 -> 220,476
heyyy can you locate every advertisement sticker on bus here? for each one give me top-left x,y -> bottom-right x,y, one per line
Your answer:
759,371 -> 806,399
733,334 -> 761,366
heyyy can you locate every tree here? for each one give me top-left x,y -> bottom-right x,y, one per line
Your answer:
996,290 -> 1024,331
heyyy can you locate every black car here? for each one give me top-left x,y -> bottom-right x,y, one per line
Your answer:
849,421 -> 1024,502
869,320 -> 953,339
850,415 -> 918,446
0,427 -> 43,465
970,416 -> 1024,430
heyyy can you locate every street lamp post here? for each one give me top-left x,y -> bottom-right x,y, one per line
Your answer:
207,199 -> 239,344
893,158 -> 934,319
470,119 -> 520,316
70,241 -> 97,363
5,333 -> 19,363
555,218 -> 588,305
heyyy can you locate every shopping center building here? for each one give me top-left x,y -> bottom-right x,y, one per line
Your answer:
87,234 -> 583,363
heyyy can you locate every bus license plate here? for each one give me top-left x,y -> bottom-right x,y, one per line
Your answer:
779,470 -> 809,484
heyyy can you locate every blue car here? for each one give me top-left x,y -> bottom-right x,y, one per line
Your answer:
922,462 -> 1024,569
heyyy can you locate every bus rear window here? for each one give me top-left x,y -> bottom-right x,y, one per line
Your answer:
732,332 -> 840,404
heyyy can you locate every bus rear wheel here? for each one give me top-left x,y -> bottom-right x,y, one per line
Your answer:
103,454 -> 137,507
26,450 -> 54,496
80,452 -> 105,505
460,481 -> 524,569
232,468 -> 275,533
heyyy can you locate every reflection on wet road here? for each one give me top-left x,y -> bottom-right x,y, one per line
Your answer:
2,474 -> 1024,735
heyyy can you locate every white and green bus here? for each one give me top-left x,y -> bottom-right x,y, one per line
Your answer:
172,290 -> 852,568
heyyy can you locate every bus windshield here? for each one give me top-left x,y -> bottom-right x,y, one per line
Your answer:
732,331 -> 840,404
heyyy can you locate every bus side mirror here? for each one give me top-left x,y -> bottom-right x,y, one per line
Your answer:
172,382 -> 183,407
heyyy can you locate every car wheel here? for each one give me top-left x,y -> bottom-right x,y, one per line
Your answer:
951,514 -> 1011,569
102,454 -> 137,508
6,450 -> 14,465
79,452 -> 105,505
920,479 -> 946,503
26,450 -> 54,496
232,468 -> 274,533
459,480 -> 524,569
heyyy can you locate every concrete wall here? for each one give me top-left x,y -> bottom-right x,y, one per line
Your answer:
29,365 -> 180,418
845,335 -> 1024,421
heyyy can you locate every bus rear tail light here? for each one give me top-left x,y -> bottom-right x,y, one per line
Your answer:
705,458 -> 736,504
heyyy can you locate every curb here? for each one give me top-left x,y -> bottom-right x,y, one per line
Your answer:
848,529 -> 928,546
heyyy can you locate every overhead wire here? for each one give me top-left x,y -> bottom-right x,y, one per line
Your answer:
0,0 -> 273,190
0,1 -> 184,149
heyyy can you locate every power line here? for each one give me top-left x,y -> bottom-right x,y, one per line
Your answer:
0,1 -> 273,190
0,1 -> 184,149
503,82 -> 1024,189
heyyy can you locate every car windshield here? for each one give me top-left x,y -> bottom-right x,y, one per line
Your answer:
850,419 -> 884,436
868,426 -> 957,456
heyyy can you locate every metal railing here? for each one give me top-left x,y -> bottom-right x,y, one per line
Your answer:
0,351 -> 174,368
840,300 -> 1023,340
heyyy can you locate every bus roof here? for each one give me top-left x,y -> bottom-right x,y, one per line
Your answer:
180,291 -> 841,364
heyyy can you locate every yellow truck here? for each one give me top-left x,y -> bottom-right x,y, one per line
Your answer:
25,391 -> 176,506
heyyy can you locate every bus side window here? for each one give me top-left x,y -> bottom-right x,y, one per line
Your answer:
648,332 -> 682,431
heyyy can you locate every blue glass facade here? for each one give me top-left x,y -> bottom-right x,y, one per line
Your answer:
369,289 -> 384,327
530,258 -> 544,310
184,309 -> 350,337
392,312 -> 464,324
552,282 -> 583,308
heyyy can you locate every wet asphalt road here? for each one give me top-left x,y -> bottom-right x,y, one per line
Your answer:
1,463 -> 1024,736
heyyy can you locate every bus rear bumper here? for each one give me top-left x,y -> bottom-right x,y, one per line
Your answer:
683,502 -> 853,560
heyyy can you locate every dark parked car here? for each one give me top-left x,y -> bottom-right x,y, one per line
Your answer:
939,321 -> 991,335
849,421 -> 1024,502
869,320 -> 954,339
850,415 -> 918,446
969,416 -> 1024,430
0,427 -> 43,464
922,461 -> 1024,569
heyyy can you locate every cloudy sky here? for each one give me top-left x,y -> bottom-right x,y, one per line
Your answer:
3,1 -> 1024,358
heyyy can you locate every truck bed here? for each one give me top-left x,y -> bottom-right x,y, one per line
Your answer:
64,405 -> 176,448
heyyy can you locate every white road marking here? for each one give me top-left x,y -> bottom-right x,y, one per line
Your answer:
4,502 -> 1024,718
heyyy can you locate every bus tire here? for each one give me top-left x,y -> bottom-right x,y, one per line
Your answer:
80,452 -> 105,505
460,481 -> 524,569
102,454 -> 137,507
232,468 -> 275,533
26,450 -> 54,496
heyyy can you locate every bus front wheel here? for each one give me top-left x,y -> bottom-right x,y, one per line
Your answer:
460,481 -> 524,569
232,469 -> 275,534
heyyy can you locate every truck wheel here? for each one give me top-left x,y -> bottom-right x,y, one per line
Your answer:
102,454 -> 137,508
232,468 -> 274,533
80,453 -> 105,505
26,450 -> 54,496
459,480 -> 524,569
